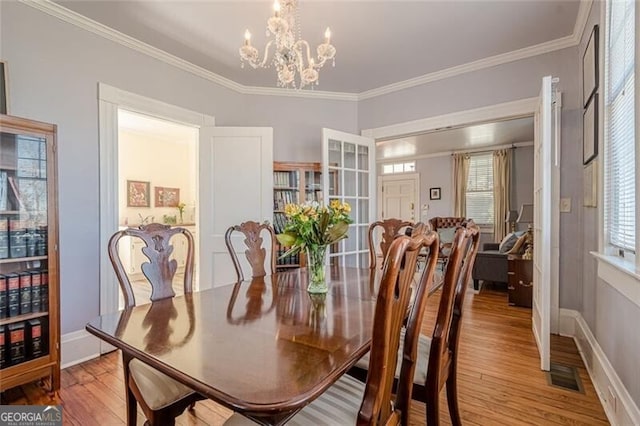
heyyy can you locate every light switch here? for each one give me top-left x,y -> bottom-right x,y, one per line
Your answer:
560,197 -> 571,213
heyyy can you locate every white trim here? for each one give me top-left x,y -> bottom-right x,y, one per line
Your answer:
61,330 -> 101,369
592,253 -> 640,309
20,0 -> 586,101
357,37 -> 575,100
362,97 -> 539,140
21,0 -> 356,102
559,309 -> 640,426
376,141 -> 534,163
98,84 -> 214,352
573,0 -> 595,46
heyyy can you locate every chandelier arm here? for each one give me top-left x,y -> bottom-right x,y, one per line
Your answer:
258,40 -> 275,68
293,39 -> 312,68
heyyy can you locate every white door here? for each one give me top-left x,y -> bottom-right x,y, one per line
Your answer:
532,76 -> 560,371
379,174 -> 419,221
322,128 -> 376,268
198,127 -> 273,289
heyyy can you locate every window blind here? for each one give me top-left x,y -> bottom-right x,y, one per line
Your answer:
466,154 -> 494,225
604,0 -> 635,253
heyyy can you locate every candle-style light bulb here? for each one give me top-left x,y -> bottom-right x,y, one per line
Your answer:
244,29 -> 251,45
324,27 -> 331,43
273,0 -> 280,16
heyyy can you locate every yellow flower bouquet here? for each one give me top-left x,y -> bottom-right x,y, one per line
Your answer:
276,200 -> 352,292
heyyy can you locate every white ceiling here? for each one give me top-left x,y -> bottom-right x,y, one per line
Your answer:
377,116 -> 534,160
56,0 -> 580,93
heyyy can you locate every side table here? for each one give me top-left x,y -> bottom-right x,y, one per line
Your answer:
507,255 -> 533,308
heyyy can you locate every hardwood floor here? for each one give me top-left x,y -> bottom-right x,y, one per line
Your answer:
1,287 -> 608,425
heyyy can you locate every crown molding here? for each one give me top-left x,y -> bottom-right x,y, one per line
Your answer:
237,85 -> 358,101
21,0 -> 587,102
362,96 -> 538,140
357,35 -> 576,100
18,0 -> 247,93
573,0 -> 594,45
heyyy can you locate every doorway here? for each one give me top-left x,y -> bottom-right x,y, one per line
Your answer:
116,109 -> 198,308
378,173 -> 419,222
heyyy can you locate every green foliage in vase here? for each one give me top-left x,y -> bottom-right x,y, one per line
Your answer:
276,200 -> 353,257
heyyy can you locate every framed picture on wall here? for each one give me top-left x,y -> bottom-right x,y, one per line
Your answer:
582,25 -> 598,107
155,186 -> 180,207
429,187 -> 441,200
583,93 -> 598,165
127,180 -> 150,207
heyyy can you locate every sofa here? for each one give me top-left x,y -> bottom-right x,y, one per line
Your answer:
472,231 -> 527,290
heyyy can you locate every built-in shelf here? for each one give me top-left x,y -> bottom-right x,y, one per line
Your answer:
0,255 -> 47,264
0,311 -> 49,327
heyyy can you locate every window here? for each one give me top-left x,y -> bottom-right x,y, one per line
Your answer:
382,161 -> 415,174
466,154 -> 494,225
604,0 -> 636,257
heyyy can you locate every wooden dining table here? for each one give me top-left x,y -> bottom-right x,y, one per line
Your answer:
86,266 -> 384,425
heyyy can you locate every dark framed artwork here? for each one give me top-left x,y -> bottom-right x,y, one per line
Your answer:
126,180 -> 150,207
583,93 -> 598,165
0,61 -> 8,114
155,186 -> 180,207
582,25 -> 599,107
429,187 -> 441,200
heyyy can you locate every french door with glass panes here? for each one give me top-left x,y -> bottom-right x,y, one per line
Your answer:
322,128 -> 376,268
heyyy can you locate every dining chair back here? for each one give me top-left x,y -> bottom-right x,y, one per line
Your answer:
225,221 -> 277,282
368,218 -> 414,269
441,220 -> 480,425
421,220 -> 480,425
108,223 -> 202,426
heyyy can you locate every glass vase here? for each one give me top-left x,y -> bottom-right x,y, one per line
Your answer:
306,244 -> 328,294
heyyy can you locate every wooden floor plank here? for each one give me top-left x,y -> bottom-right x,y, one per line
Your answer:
1,287 -> 608,425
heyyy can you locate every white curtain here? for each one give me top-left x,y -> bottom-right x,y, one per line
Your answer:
493,149 -> 512,242
453,153 -> 470,217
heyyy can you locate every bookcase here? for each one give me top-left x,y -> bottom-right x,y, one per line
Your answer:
273,162 -> 323,270
0,115 -> 60,393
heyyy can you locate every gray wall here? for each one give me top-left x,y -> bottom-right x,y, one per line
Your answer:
513,145 -> 534,232
359,47 -> 583,310
578,2 -> 640,407
0,2 -> 357,333
415,156 -> 452,221
412,145 -> 534,232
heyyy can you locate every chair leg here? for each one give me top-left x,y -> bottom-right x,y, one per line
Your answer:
122,353 -> 137,426
473,279 -> 479,290
446,374 -> 462,426
425,391 -> 440,425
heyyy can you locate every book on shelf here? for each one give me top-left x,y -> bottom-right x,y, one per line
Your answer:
0,171 -> 7,211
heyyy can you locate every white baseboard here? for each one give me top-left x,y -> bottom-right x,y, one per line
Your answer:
61,329 -> 101,369
559,309 -> 640,426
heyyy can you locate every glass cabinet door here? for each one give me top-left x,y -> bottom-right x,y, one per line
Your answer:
0,116 -> 58,389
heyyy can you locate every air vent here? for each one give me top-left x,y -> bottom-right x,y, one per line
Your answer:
546,362 -> 584,393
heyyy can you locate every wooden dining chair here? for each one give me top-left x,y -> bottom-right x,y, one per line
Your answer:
368,218 -> 414,269
108,223 -> 204,426
225,221 -> 277,282
350,220 -> 480,425
224,231 -> 434,426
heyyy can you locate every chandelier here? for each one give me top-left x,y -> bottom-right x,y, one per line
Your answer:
239,0 -> 336,89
